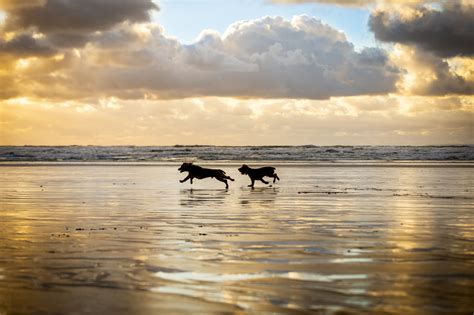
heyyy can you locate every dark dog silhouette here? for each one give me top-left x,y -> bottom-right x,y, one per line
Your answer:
178,162 -> 234,188
238,164 -> 280,188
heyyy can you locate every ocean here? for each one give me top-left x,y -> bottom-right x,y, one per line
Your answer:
1,145 -> 473,162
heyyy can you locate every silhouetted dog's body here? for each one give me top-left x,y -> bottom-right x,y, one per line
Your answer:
238,164 -> 280,188
178,163 -> 234,188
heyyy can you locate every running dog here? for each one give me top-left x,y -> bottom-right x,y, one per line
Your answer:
178,162 -> 234,188
238,164 -> 280,188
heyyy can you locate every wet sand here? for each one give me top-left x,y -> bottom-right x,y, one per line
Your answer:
0,163 -> 473,314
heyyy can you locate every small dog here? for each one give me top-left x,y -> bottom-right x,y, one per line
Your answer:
238,164 -> 280,188
178,162 -> 234,188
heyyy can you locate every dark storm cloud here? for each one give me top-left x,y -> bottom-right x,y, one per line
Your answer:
4,0 -> 159,34
0,34 -> 56,56
369,3 -> 474,58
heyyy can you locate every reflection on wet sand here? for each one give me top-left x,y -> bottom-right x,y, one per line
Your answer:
179,189 -> 229,208
0,164 -> 473,314
240,186 -> 278,209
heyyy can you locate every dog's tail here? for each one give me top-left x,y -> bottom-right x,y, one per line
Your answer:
217,170 -> 234,181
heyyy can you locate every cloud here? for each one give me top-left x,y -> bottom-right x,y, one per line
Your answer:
419,54 -> 473,95
0,15 -> 401,100
0,34 -> 56,57
362,1 -> 474,96
390,44 -> 473,96
1,96 -> 472,145
3,0 -> 158,34
0,74 -> 18,99
369,2 -> 474,58
272,0 -> 473,58
71,16 -> 401,99
1,0 -> 158,49
0,0 -> 45,10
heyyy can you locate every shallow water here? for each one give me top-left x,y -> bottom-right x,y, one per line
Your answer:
0,164 -> 473,314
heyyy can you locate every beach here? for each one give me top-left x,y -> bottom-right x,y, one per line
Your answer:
0,162 -> 473,314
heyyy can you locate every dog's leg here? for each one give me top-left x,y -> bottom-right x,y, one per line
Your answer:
273,174 -> 280,183
216,177 -> 229,188
180,175 -> 190,183
190,177 -> 193,184
248,178 -> 255,187
226,175 -> 235,181
261,179 -> 269,184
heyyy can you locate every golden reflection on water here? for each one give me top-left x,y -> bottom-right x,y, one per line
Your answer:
0,164 -> 473,314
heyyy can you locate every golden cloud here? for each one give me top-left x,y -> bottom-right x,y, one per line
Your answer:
1,96 -> 472,145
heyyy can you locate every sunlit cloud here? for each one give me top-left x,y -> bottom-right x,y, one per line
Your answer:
390,45 -> 473,96
1,96 -> 472,145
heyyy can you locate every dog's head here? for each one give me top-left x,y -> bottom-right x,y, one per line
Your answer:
238,164 -> 250,175
178,162 -> 192,173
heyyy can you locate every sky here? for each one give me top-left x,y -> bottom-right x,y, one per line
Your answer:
0,0 -> 472,145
